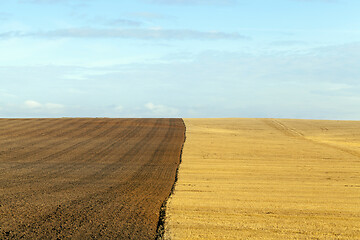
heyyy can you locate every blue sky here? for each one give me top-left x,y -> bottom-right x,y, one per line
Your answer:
0,0 -> 359,119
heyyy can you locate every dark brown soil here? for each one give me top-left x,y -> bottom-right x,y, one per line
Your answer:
0,118 -> 185,239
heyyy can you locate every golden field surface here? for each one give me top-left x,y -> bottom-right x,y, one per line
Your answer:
165,118 -> 360,239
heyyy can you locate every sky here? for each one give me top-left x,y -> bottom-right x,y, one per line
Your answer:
0,0 -> 360,119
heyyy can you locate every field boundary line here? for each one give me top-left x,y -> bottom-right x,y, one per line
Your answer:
155,118 -> 186,240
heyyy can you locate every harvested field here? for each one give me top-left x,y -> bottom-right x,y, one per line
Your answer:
0,118 -> 185,239
165,118 -> 360,239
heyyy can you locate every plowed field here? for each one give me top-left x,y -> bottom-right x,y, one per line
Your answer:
165,118 -> 360,239
0,118 -> 185,239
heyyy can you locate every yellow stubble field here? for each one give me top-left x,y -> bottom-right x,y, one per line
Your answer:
164,118 -> 360,239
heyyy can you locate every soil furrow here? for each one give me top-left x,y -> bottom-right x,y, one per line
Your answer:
0,118 -> 57,142
3,119 -> 106,168
0,118 -> 185,239
0,118 -> 86,156
1,119 -> 143,193
1,118 -> 84,147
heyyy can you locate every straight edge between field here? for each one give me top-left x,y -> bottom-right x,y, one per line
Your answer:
155,118 -> 187,240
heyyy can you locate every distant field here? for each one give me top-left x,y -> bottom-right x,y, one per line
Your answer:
0,118 -> 185,239
165,118 -> 360,239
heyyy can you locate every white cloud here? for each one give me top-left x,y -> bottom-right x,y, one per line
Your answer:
2,41 -> 360,119
77,14 -> 144,27
19,0 -> 87,4
143,0 -> 236,5
24,100 -> 42,108
115,105 -> 123,112
24,100 -> 64,111
145,102 -> 179,116
0,28 -> 248,40
0,89 -> 17,99
24,0 -> 236,4
106,18 -> 143,27
294,0 -> 339,2
145,102 -> 156,110
129,12 -> 170,20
